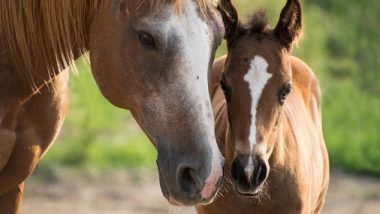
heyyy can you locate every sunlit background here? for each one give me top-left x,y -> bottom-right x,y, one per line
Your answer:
23,0 -> 380,213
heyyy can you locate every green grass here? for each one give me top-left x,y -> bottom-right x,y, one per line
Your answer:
323,80 -> 380,175
39,1 -> 380,176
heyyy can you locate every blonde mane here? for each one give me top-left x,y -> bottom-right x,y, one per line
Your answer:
0,0 -> 217,88
0,0 -> 108,88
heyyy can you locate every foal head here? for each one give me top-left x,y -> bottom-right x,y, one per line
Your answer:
218,0 -> 302,196
89,0 -> 224,205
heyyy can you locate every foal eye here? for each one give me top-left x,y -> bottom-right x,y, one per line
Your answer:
278,84 -> 292,105
138,31 -> 155,48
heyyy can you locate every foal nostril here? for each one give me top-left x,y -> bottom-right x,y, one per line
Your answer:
254,161 -> 268,186
231,158 -> 250,187
178,167 -> 202,198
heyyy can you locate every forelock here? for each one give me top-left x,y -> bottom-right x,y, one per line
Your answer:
246,10 -> 269,34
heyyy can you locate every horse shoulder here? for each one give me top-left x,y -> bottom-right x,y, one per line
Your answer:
0,71 -> 69,195
0,44 -> 30,172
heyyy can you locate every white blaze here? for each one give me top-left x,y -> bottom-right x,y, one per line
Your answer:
141,0 -> 223,200
179,0 -> 223,200
243,56 -> 272,173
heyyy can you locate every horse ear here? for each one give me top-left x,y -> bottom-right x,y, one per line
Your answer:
218,0 -> 241,43
274,0 -> 303,50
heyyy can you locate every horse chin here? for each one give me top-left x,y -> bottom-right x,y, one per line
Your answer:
168,196 -> 184,206
235,183 -> 263,197
164,189 -> 220,207
168,195 -> 217,207
196,190 -> 220,206
157,163 -> 173,204
159,173 -> 223,206
157,170 -> 201,207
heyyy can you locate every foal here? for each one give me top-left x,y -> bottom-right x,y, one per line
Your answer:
198,0 -> 329,213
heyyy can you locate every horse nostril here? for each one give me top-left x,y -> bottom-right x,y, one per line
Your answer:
231,157 -> 268,194
178,167 -> 201,198
231,158 -> 241,182
231,158 -> 250,186
254,161 -> 268,186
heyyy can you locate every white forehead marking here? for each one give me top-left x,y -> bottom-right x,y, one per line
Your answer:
181,0 -> 224,199
243,56 -> 272,160
144,0 -> 223,198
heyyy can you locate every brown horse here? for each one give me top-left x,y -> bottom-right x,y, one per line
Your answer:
197,0 -> 329,213
0,0 -> 226,212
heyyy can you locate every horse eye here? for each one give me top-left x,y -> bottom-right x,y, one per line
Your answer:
138,31 -> 155,48
279,84 -> 292,105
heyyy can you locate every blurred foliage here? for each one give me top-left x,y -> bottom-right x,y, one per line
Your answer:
40,0 -> 380,175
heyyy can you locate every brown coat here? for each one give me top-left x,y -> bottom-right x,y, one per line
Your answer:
197,56 -> 329,214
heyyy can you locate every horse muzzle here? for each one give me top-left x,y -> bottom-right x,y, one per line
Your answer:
231,156 -> 269,196
156,147 -> 224,206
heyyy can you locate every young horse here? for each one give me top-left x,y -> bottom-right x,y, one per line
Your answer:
197,0 -> 329,213
0,0 -> 225,212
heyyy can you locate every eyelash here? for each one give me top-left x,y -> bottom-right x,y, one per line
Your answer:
137,31 -> 155,49
278,84 -> 292,105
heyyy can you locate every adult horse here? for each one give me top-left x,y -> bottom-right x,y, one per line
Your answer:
0,0 -> 225,212
197,0 -> 329,213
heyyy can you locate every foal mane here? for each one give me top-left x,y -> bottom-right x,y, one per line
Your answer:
246,10 -> 270,34
244,9 -> 302,44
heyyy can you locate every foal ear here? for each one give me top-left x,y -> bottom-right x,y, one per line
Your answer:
274,0 -> 303,50
218,0 -> 241,43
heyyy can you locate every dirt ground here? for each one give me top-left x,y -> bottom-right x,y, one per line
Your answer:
21,168 -> 380,214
